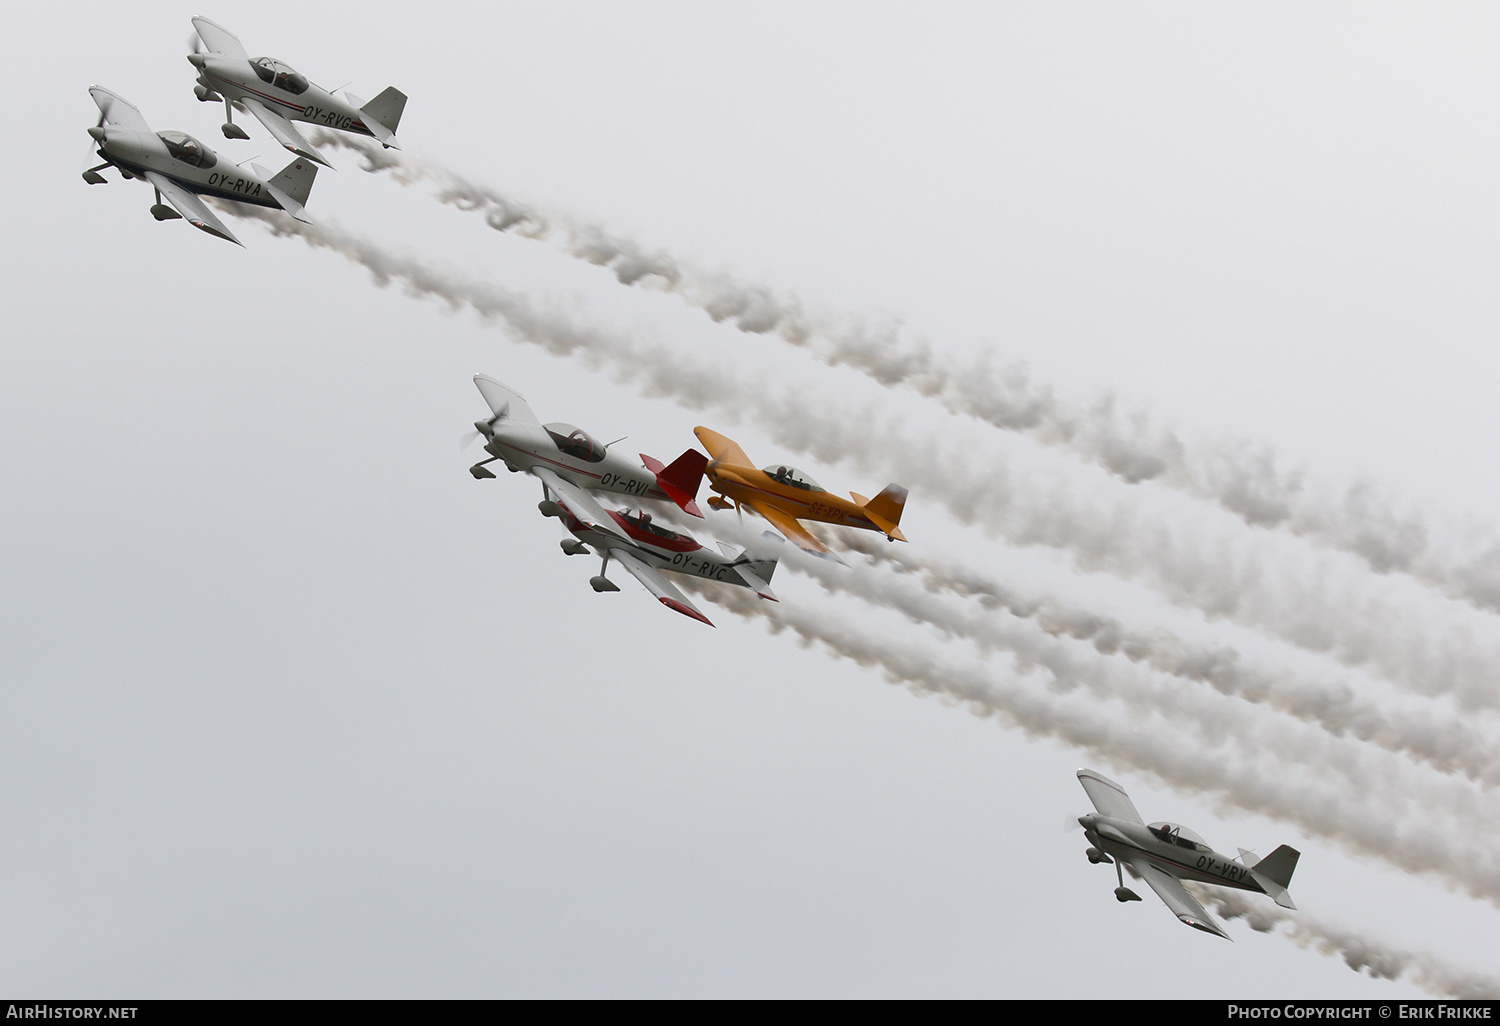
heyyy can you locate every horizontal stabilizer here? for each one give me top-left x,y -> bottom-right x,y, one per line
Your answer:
732,566 -> 777,601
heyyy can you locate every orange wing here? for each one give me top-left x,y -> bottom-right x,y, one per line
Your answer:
749,502 -> 847,563
694,426 -> 753,468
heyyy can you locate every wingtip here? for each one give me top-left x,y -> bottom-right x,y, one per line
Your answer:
298,147 -> 333,169
1181,915 -> 1232,940
660,597 -> 714,626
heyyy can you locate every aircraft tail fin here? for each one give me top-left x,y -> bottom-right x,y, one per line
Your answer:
861,483 -> 909,541
729,535 -> 781,600
267,157 -> 318,217
641,448 -> 708,518
360,87 -> 408,143
1250,844 -> 1300,909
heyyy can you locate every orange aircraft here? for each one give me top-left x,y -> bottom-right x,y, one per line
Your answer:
694,426 -> 908,557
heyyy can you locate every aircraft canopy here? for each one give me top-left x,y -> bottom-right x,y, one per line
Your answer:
252,57 -> 310,95
762,465 -> 824,492
1148,822 -> 1211,853
620,510 -> 686,544
157,131 -> 217,168
545,423 -> 606,463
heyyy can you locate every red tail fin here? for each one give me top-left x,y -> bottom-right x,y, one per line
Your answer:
641,449 -> 708,517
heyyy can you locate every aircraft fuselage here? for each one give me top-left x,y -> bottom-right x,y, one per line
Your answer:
484,421 -> 671,505
92,127 -> 282,208
707,463 -> 884,532
1079,813 -> 1269,895
562,509 -> 770,591
196,57 -> 376,137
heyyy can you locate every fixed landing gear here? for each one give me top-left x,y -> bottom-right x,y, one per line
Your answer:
221,98 -> 250,140
149,187 -> 180,221
1113,858 -> 1140,902
589,553 -> 619,592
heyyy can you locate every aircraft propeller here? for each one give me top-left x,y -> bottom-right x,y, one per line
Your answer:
461,410 -> 503,452
81,105 -> 111,185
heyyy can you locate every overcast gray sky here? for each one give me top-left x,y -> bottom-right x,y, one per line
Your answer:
3,1 -> 1498,998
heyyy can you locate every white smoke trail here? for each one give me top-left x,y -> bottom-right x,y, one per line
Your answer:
310,130 -> 1500,620
665,511 -> 1500,833
823,531 -> 1500,787
1184,885 -> 1500,998
677,579 -> 1500,907
221,203 -> 1500,717
220,203 -> 1500,919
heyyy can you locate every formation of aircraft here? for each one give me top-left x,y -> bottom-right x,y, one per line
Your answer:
1076,769 -> 1300,940
84,24 -> 1319,946
187,17 -> 407,168
555,505 -> 779,626
82,86 -> 316,246
693,426 -> 908,558
84,18 -> 406,243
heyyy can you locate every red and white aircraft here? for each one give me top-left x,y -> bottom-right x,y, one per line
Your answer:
556,506 -> 779,626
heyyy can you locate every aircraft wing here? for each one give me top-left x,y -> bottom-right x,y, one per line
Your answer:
533,467 -> 631,544
473,374 -> 540,425
89,86 -> 151,132
694,426 -> 753,468
748,501 -> 846,563
191,17 -> 250,59
1126,857 -> 1231,940
239,97 -> 331,167
1077,769 -> 1145,824
610,548 -> 713,626
141,172 -> 242,245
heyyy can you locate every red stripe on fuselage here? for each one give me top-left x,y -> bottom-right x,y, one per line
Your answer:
206,71 -> 373,135
511,444 -> 668,502
1121,843 -> 1263,893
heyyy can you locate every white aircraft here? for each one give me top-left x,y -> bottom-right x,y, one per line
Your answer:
187,16 -> 407,168
467,374 -> 708,546
555,505 -> 779,626
82,86 -> 316,246
1076,769 -> 1300,940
